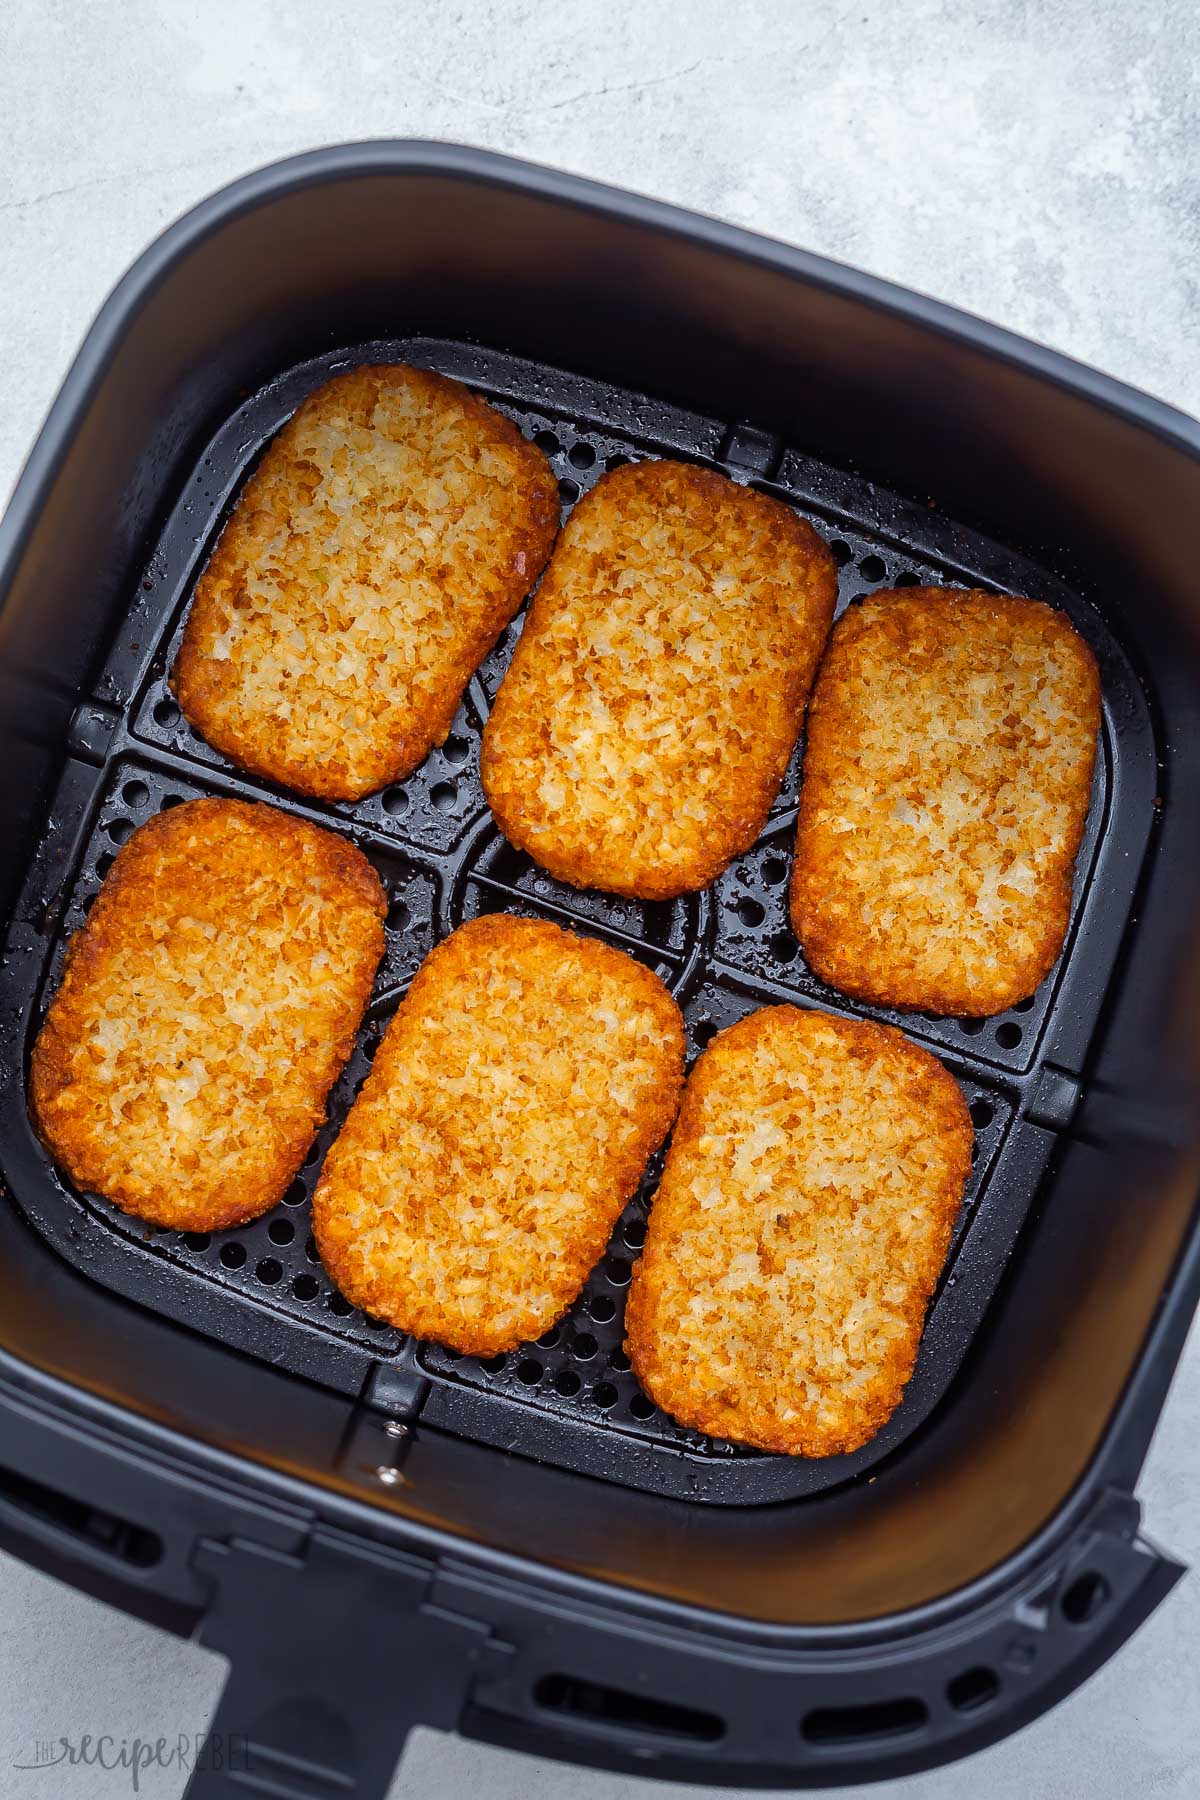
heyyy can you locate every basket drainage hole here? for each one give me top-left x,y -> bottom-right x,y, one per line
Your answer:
802,1697 -> 928,1745
517,1358 -> 542,1385
830,539 -> 852,567
267,1218 -> 295,1246
388,899 -> 411,932
770,931 -> 799,965
692,1019 -> 718,1049
589,1294 -> 616,1322
182,1232 -> 210,1253
282,1181 -> 307,1208
630,1393 -> 656,1420
382,787 -> 409,817
995,1023 -> 1023,1049
605,1256 -> 631,1287
152,699 -> 180,729
895,570 -> 921,587
558,478 -> 580,505
958,1017 -> 987,1036
327,1292 -> 352,1316
554,1370 -> 581,1397
122,780 -> 150,808
735,897 -> 766,929
859,554 -> 887,582
95,853 -> 115,879
567,441 -> 596,471
946,1666 -> 1000,1713
1061,1570 -> 1111,1624
969,1099 -> 995,1129
592,1382 -> 618,1409
761,856 -> 788,886
573,1333 -> 598,1361
106,817 -> 134,844
533,429 -> 560,455
481,1353 -> 508,1374
431,781 -> 458,813
443,735 -> 470,767
1013,995 -> 1036,1013
292,1274 -> 319,1301
218,1242 -> 246,1270
256,1258 -> 283,1286
623,1218 -> 646,1250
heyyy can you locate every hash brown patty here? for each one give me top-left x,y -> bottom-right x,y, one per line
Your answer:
173,364 -> 558,801
30,798 -> 386,1231
791,588 -> 1101,1016
481,460 -> 837,900
312,914 -> 685,1356
625,1006 -> 972,1457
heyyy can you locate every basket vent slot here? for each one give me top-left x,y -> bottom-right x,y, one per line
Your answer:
801,1696 -> 928,1745
534,1673 -> 724,1743
0,1464 -> 162,1568
946,1665 -> 1000,1712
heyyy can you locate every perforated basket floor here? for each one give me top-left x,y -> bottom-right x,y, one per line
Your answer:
0,338 -> 1158,1503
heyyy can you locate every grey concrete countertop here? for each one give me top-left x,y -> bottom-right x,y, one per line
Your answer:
1,2 -> 1197,1796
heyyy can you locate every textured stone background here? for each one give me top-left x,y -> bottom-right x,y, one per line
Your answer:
1,2 -> 1197,1796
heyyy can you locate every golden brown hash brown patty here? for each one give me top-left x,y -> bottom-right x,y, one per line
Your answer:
481,460 -> 837,900
312,914 -> 685,1356
791,588 -> 1101,1016
30,798 -> 385,1231
172,364 -> 559,801
625,1006 -> 972,1456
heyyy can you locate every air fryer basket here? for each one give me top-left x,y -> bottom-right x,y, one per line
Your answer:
0,335 -> 1156,1505
1,145 -> 1198,1797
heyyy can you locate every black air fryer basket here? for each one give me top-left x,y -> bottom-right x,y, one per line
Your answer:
1,144 -> 1198,1797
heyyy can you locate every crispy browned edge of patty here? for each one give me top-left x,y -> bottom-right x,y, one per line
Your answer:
29,797 -> 387,1232
312,913 -> 686,1356
790,588 -> 1102,1016
625,1006 -> 973,1456
480,459 -> 839,901
171,364 -> 560,802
